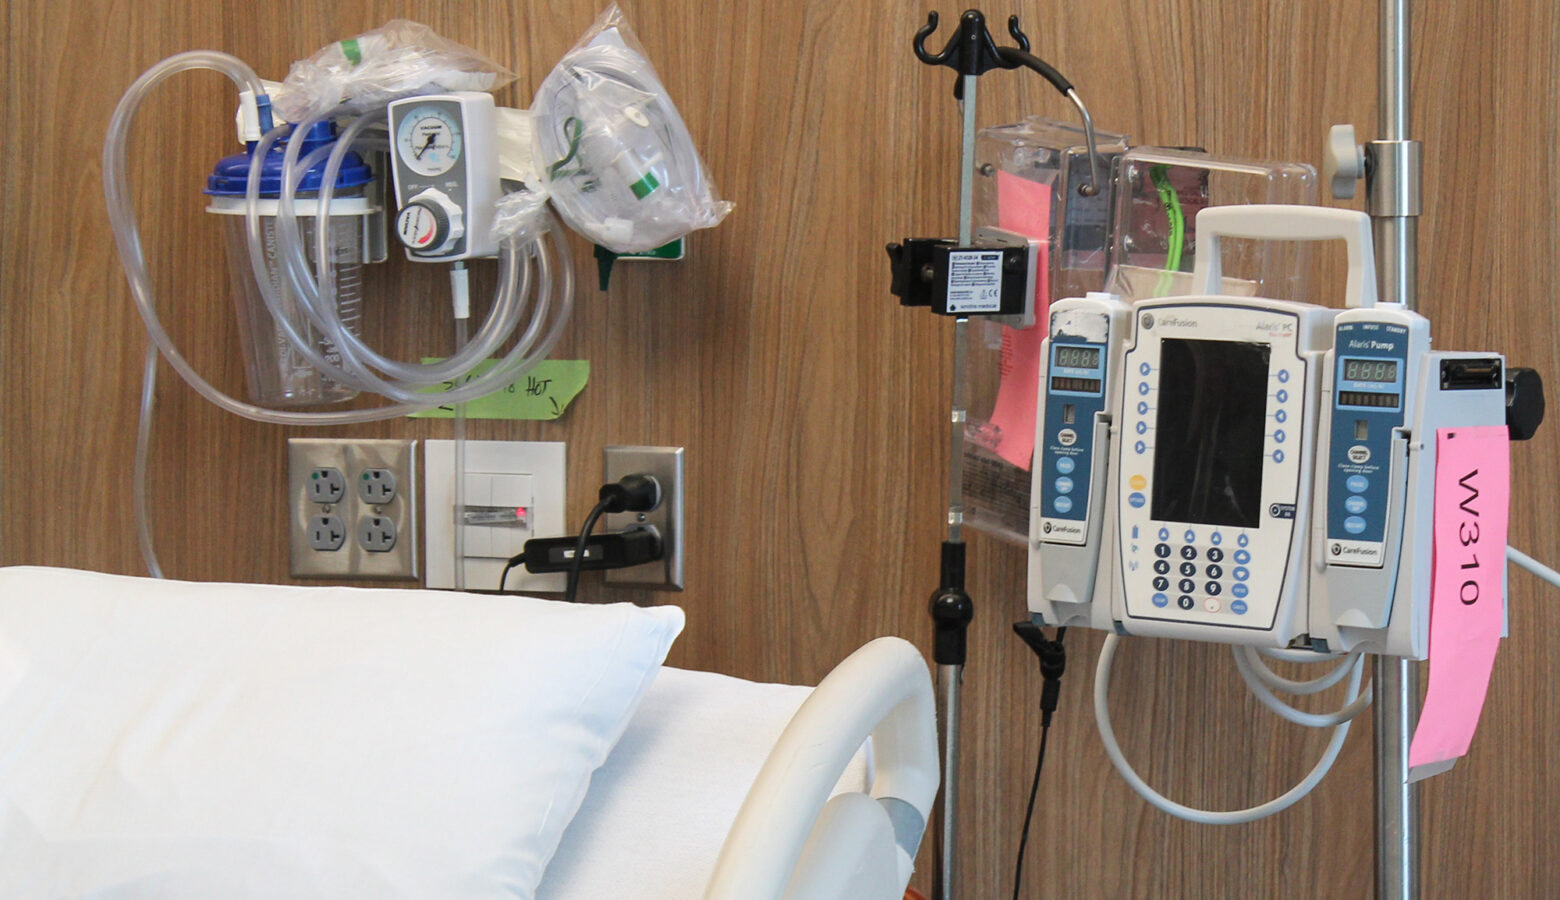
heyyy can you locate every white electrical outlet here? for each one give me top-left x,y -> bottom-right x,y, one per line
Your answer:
424,441 -> 567,592
289,439 -> 419,579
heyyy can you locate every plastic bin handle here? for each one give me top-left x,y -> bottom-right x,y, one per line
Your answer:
1189,204 -> 1377,309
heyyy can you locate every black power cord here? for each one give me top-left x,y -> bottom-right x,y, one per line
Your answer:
498,554 -> 527,592
1011,622 -> 1067,900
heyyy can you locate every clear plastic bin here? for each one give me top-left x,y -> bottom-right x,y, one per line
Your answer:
962,118 -> 1129,544
1105,148 -> 1317,303
207,196 -> 373,406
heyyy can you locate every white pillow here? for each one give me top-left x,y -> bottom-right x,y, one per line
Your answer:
0,566 -> 683,899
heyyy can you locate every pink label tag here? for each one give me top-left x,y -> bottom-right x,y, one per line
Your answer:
1407,426 -> 1510,782
986,172 -> 1052,470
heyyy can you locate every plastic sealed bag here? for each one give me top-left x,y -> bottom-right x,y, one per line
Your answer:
531,4 -> 733,253
274,20 -> 515,123
491,186 -> 554,247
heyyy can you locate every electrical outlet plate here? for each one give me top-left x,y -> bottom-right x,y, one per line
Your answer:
603,445 -> 685,590
289,439 -> 418,579
424,440 -> 567,593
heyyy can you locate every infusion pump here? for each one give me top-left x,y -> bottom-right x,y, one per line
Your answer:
1027,205 -> 1508,657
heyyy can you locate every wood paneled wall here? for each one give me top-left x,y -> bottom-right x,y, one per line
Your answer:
4,0 -> 1557,896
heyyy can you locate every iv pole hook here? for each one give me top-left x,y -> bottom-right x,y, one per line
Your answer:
913,10 -> 1103,197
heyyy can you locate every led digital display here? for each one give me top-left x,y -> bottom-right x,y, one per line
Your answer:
1339,391 -> 1400,409
1054,345 -> 1100,369
1343,358 -> 1398,383
1051,376 -> 1102,394
1151,338 -> 1271,528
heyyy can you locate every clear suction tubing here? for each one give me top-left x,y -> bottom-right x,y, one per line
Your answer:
103,50 -> 573,427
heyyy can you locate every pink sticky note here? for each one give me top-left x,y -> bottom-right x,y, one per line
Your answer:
986,172 -> 1053,470
1408,426 -> 1510,782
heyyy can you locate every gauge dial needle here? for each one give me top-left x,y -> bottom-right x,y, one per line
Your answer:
414,134 -> 437,160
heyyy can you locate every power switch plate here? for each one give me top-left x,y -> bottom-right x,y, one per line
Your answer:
603,445 -> 685,590
289,439 -> 418,579
424,440 -> 567,592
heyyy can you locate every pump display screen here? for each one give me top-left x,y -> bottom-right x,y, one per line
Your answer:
1151,338 -> 1271,528
1054,346 -> 1100,369
1343,358 -> 1397,383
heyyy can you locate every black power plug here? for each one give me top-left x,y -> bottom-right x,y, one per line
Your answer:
598,474 -> 661,514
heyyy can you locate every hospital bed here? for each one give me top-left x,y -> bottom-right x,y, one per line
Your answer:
0,567 -> 937,899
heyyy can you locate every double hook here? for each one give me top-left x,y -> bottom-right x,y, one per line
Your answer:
913,9 -> 1101,197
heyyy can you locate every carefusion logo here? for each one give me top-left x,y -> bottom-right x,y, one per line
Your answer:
1331,540 -> 1382,564
1042,519 -> 1086,543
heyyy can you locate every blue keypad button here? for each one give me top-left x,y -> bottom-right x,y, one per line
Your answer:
1056,456 -> 1075,474
1346,475 -> 1370,494
1207,547 -> 1225,562
1140,362 -> 1152,376
1177,595 -> 1195,611
1138,401 -> 1149,415
1128,492 -> 1146,508
1210,532 -> 1223,546
1055,476 -> 1075,495
1206,564 -> 1224,579
1154,544 -> 1171,559
1277,369 -> 1290,383
1273,449 -> 1286,463
1275,409 -> 1288,423
1179,562 -> 1196,577
1274,430 -> 1286,444
1232,583 -> 1249,599
1183,529 -> 1196,543
1345,516 -> 1367,534
1179,578 -> 1196,594
1132,526 -> 1139,539
1153,559 -> 1171,574
1231,600 -> 1249,615
1180,546 -> 1198,560
1152,576 -> 1170,591
1158,527 -> 1170,541
1136,420 -> 1148,434
1238,534 -> 1250,547
1345,495 -> 1367,514
1233,566 -> 1251,582
1233,549 -> 1251,565
1134,441 -> 1147,454
1277,389 -> 1289,403
1206,581 -> 1223,596
1152,592 -> 1170,608
1138,382 -> 1150,395
1053,495 -> 1073,514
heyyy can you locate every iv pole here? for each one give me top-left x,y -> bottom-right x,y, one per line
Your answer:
1329,0 -> 1422,895
1370,0 -> 1420,894
906,14 -> 1102,898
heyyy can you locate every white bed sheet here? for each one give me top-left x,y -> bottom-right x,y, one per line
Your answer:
539,666 -> 873,900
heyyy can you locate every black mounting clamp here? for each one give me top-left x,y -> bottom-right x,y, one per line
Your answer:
1506,367 -> 1545,441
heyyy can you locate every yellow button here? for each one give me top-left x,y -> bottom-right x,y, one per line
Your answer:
1129,474 -> 1147,490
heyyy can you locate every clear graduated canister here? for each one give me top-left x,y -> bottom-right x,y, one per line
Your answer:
205,121 -> 376,407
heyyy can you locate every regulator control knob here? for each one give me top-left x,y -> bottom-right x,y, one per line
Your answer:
395,189 -> 466,255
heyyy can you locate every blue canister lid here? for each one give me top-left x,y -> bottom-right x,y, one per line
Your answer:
205,120 -> 374,197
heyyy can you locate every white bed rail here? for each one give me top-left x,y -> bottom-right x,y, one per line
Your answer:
705,636 -> 939,900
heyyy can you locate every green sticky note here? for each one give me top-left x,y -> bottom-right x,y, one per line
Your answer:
409,359 -> 589,420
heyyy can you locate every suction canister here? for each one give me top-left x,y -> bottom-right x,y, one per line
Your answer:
206,121 -> 376,407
